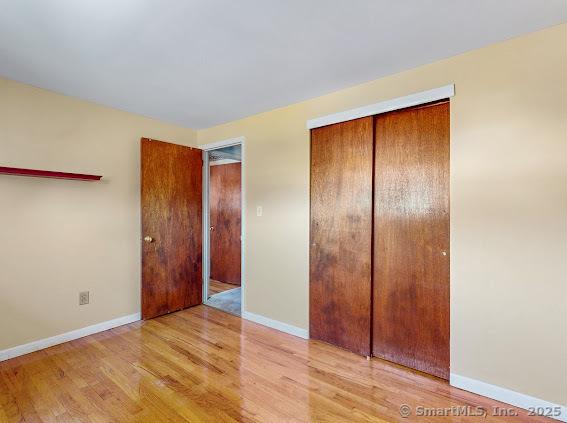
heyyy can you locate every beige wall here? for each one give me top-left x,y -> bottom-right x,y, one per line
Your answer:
197,23 -> 567,405
0,78 -> 196,350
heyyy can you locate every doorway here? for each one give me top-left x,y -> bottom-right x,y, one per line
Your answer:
202,139 -> 244,316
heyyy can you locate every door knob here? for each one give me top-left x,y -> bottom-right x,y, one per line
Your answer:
144,236 -> 154,243
210,226 -> 214,231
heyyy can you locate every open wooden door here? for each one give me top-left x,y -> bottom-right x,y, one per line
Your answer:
210,162 -> 242,285
141,138 -> 203,320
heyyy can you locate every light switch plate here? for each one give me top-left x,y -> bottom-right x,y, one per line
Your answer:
256,206 -> 263,217
79,291 -> 90,305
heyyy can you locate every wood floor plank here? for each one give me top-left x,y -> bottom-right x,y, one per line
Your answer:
0,305 -> 554,422
209,279 -> 237,296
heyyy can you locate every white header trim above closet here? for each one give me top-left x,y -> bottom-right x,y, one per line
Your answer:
306,84 -> 455,130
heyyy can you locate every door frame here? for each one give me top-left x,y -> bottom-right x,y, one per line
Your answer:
200,136 -> 246,312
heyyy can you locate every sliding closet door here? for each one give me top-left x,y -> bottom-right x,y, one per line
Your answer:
372,101 -> 450,379
310,117 -> 373,356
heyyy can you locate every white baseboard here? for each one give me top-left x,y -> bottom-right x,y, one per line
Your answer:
242,311 -> 309,339
0,313 -> 141,362
450,373 -> 567,422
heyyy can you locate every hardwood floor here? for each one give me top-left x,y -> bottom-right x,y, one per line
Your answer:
0,306 -> 552,422
209,279 -> 237,296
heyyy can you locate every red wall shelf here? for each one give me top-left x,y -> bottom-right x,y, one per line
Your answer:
0,166 -> 102,181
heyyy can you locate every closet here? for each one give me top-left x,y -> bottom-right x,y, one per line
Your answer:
310,100 -> 450,379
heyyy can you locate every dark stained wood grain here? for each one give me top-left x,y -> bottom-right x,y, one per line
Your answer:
209,162 -> 242,285
141,138 -> 203,320
372,101 -> 450,379
310,117 -> 374,356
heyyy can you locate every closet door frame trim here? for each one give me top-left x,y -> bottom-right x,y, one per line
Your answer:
306,84 -> 454,130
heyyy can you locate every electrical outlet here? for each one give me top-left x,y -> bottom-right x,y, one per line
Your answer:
79,291 -> 90,305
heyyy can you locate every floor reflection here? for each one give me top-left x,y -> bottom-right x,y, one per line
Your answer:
0,306 -> 544,422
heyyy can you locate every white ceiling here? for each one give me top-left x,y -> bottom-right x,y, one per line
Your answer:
1,1 -> 567,129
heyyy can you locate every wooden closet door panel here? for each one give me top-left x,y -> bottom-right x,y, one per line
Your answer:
210,162 -> 242,285
141,138 -> 203,320
310,117 -> 373,356
372,101 -> 450,379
